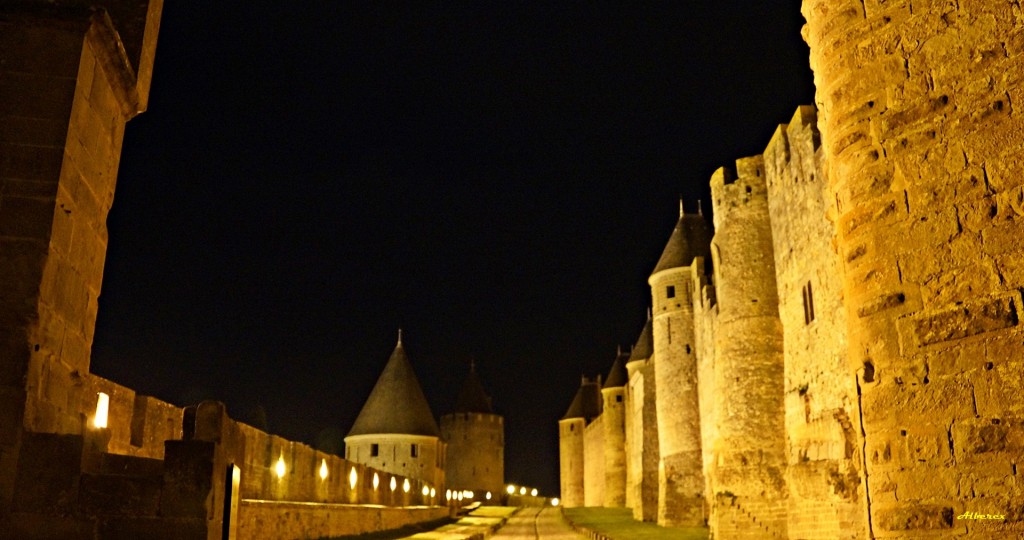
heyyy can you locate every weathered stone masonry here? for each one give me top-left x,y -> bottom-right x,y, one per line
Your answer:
562,3 -> 1024,539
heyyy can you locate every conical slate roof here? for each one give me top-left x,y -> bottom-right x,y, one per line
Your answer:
348,338 -> 440,437
451,362 -> 493,414
604,349 -> 629,388
651,212 -> 711,276
561,378 -> 602,421
628,314 -> 654,362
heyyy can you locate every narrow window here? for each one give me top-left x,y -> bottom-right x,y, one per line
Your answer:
411,444 -> 418,458
616,395 -> 623,403
666,285 -> 676,298
802,281 -> 816,324
371,443 -> 379,457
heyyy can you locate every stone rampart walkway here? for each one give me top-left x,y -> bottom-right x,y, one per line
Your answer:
561,507 -> 709,540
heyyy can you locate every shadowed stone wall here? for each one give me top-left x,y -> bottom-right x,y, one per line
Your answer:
625,354 -> 659,521
601,382 -> 626,507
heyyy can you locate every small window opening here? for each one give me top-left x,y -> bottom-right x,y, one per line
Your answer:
371,443 -> 379,457
410,444 -> 418,458
802,281 -> 815,324
666,285 -> 676,298
616,395 -> 623,403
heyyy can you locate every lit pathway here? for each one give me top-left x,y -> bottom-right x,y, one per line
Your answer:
491,507 -> 584,540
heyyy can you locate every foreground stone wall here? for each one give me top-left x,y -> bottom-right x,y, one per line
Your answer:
237,501 -> 448,540
803,0 -> 1024,536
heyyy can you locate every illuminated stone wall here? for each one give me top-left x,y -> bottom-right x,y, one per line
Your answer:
764,107 -> 864,538
558,417 -> 585,507
707,157 -> 788,538
802,0 -> 1024,536
689,257 -> 717,515
583,414 -> 606,507
344,434 -> 444,489
440,411 -> 504,499
624,356 -> 659,521
600,384 -> 626,507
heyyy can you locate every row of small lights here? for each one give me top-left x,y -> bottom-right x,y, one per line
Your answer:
90,393 -> 438,497
507,484 -> 560,506
273,456 -> 436,497
94,395 -> 558,506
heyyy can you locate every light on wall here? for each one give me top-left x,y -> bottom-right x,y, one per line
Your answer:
551,497 -> 560,506
486,491 -> 492,500
430,487 -> 436,498
531,488 -> 538,497
403,478 -> 411,493
519,487 -> 526,495
349,467 -> 358,489
390,477 -> 397,491
422,485 -> 429,496
275,455 -> 286,478
506,484 -> 515,495
319,459 -> 328,480
373,472 -> 380,490
93,392 -> 109,429
446,489 -> 451,501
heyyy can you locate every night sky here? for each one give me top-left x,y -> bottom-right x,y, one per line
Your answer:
90,2 -> 815,496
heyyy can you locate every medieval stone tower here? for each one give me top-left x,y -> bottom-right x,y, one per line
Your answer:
345,333 -> 445,489
558,376 -> 601,507
648,207 -> 711,526
440,362 -> 504,500
624,313 -> 659,521
707,157 -> 788,536
600,350 -> 628,507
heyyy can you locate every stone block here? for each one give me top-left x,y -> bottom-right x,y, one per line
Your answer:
3,512 -> 95,540
0,20 -> 86,76
903,293 -> 1019,349
0,143 -> 64,183
12,432 -> 83,514
95,517 -> 207,540
79,472 -> 160,516
0,195 -> 56,241
875,504 -> 954,531
161,439 -> 215,518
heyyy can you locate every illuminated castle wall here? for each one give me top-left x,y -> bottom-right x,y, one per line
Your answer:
561,4 -> 1024,538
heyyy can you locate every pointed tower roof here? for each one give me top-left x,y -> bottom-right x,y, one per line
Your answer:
604,348 -> 629,388
561,377 -> 602,421
651,211 -> 711,276
628,313 -> 654,362
348,336 -> 440,437
451,361 -> 493,414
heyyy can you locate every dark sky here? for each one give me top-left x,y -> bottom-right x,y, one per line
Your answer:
91,2 -> 815,496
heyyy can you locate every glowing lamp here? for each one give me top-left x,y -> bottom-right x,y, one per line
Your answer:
551,497 -> 560,506
403,478 -> 411,493
319,459 -> 328,480
446,489 -> 451,501
349,467 -> 358,489
430,487 -> 436,497
422,485 -> 430,496
531,488 -> 538,497
275,455 -> 286,478
519,487 -> 526,495
373,472 -> 380,490
506,485 -> 515,495
486,491 -> 492,500
390,477 -> 397,491
93,392 -> 109,429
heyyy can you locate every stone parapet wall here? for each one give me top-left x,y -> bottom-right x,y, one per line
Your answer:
236,501 -> 449,540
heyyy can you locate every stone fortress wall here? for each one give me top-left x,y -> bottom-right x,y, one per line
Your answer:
561,3 -> 1024,538
0,4 -> 447,539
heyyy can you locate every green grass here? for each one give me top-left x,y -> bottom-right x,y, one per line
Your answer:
563,507 -> 710,540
